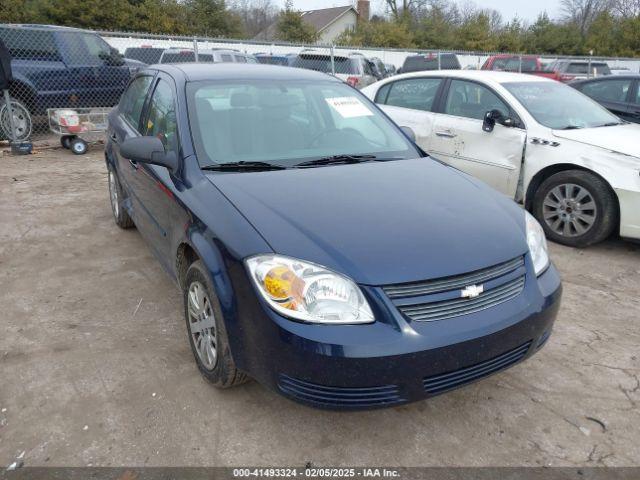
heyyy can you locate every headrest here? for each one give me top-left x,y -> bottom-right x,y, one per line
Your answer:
259,93 -> 300,109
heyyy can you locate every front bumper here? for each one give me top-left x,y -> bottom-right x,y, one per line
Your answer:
228,260 -> 562,410
615,188 -> 640,240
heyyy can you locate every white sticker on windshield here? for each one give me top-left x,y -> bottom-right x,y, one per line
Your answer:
325,97 -> 374,118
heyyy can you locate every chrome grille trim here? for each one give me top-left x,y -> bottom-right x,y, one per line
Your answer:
383,256 -> 525,299
399,276 -> 525,322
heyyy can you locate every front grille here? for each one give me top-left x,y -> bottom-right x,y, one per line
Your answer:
383,256 -> 525,299
423,341 -> 532,395
399,276 -> 525,322
278,374 -> 404,408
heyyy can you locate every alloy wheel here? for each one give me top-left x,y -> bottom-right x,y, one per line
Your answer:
542,183 -> 597,237
108,171 -> 119,218
187,281 -> 217,370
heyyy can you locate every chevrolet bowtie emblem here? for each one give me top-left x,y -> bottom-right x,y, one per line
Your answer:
461,284 -> 484,299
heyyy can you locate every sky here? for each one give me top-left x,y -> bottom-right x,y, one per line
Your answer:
273,0 -> 561,22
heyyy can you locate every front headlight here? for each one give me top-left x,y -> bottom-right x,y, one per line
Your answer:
245,254 -> 374,324
525,211 -> 550,276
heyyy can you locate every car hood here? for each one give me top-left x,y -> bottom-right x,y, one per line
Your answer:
207,158 -> 528,286
552,123 -> 640,158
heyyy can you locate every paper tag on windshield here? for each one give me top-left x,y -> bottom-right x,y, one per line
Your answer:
326,97 -> 374,118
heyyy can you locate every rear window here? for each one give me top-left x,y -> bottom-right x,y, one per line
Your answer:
161,50 -> 196,63
293,55 -> 358,74
567,62 -> 611,75
124,47 -> 164,64
0,27 -> 60,61
401,54 -> 460,72
198,53 -> 214,63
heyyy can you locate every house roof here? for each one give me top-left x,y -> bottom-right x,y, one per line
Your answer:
253,4 -> 357,42
300,6 -> 355,33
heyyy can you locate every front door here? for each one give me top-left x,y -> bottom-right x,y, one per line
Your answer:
429,79 -> 526,197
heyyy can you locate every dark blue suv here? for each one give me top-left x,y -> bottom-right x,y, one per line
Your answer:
0,24 -> 131,115
106,63 -> 562,409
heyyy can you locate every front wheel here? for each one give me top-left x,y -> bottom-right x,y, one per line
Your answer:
0,98 -> 32,142
183,260 -> 249,388
108,167 -> 134,229
532,170 -> 617,247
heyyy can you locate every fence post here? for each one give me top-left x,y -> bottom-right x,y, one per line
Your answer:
437,50 -> 441,70
330,44 -> 336,75
193,36 -> 199,62
519,54 -> 522,73
588,50 -> 593,78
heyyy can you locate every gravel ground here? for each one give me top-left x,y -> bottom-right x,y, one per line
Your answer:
0,147 -> 639,468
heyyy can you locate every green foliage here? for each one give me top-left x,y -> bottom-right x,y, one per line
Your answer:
1,0 -> 640,56
337,19 -> 415,48
275,2 -> 318,43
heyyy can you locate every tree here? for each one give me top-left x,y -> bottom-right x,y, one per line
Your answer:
275,1 -> 318,43
561,0 -> 613,38
185,0 -> 243,37
382,0 -> 429,22
337,18 -> 415,48
230,0 -> 278,37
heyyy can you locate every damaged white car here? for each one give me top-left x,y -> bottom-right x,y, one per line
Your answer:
363,71 -> 640,247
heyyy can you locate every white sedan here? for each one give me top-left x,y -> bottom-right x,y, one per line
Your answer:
362,70 -> 640,247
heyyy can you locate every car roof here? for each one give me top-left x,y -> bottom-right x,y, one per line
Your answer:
383,69 -> 552,85
0,23 -> 91,33
571,74 -> 640,84
148,63 -> 342,83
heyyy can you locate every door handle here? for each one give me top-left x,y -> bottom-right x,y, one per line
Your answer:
110,132 -> 118,143
435,130 -> 457,138
129,159 -> 138,170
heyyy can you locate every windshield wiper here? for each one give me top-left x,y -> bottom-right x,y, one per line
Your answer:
294,154 -> 377,168
596,122 -> 624,127
560,125 -> 583,130
202,161 -> 286,171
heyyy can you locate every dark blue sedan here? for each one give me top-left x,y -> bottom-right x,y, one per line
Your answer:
105,63 -> 562,409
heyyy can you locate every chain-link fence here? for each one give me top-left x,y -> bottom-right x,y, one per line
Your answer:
1,23 -> 640,142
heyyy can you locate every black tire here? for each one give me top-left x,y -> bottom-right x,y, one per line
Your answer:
70,138 -> 88,155
532,170 -> 617,248
107,167 -> 134,229
61,135 -> 76,149
183,260 -> 248,388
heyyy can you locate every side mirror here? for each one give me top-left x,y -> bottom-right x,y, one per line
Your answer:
400,126 -> 416,142
482,109 -> 507,132
120,136 -> 178,171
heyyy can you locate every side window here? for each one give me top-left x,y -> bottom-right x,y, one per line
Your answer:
221,54 -> 233,62
384,78 -> 442,112
375,83 -> 392,104
444,80 -> 509,121
236,55 -> 247,63
635,83 -> 640,105
144,79 -> 179,154
581,79 -> 632,103
120,76 -> 153,130
0,27 -> 60,61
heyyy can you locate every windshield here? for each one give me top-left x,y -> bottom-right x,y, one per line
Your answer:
503,81 -> 621,130
187,79 -> 420,168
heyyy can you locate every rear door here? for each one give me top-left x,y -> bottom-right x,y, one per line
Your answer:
110,74 -> 155,224
429,79 -> 526,197
575,78 -> 634,121
375,76 -> 444,150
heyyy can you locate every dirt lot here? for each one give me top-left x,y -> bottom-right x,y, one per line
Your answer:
1,147 -> 639,468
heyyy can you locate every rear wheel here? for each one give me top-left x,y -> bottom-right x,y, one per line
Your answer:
108,168 -> 134,229
61,135 -> 76,149
532,170 -> 617,247
184,260 -> 248,388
